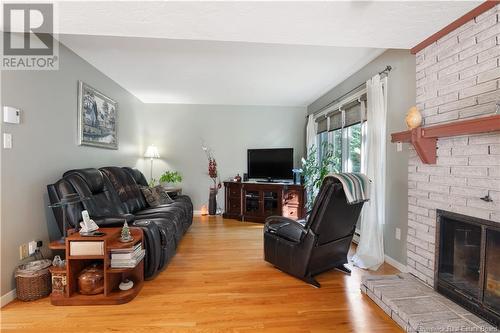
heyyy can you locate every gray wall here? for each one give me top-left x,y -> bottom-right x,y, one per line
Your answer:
308,49 -> 416,265
138,104 -> 307,210
0,42 -> 306,297
1,42 -> 144,296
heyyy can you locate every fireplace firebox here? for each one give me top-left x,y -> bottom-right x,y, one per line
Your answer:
436,210 -> 500,327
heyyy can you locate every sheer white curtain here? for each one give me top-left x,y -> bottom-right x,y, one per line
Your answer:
360,98 -> 367,175
352,74 -> 387,271
306,114 -> 317,156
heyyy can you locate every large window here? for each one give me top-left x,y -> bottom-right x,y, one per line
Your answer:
316,97 -> 365,174
331,128 -> 342,172
318,131 -> 329,164
346,123 -> 362,172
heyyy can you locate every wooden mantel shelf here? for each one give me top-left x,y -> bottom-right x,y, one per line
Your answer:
391,115 -> 500,164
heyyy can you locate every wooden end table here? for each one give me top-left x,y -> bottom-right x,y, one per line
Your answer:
48,227 -> 144,306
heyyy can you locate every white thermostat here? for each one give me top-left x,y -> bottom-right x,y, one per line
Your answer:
3,106 -> 21,124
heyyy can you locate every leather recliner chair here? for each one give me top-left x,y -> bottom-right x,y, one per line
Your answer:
263,176 -> 367,287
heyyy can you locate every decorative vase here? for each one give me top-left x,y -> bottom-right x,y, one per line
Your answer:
78,263 -> 104,295
405,106 -> 422,129
208,188 -> 217,215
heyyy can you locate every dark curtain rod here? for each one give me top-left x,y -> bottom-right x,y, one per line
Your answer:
308,65 -> 392,118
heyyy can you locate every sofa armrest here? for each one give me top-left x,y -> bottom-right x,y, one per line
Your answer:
264,216 -> 307,243
93,214 -> 135,227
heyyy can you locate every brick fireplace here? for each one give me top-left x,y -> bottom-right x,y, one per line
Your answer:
362,3 -> 500,332
407,2 -> 499,288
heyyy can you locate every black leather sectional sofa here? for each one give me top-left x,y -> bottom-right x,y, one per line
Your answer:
47,166 -> 193,280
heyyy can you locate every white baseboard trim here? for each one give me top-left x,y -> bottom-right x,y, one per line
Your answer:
1,289 -> 16,307
384,255 -> 408,273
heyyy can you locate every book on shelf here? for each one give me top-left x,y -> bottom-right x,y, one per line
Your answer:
69,241 -> 104,256
109,242 -> 141,253
111,244 -> 142,260
110,249 -> 145,268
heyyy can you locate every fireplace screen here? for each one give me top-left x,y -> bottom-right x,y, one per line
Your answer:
436,210 -> 499,327
484,228 -> 500,313
438,219 -> 482,298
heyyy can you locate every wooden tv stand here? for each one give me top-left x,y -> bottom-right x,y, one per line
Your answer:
223,181 -> 305,223
48,227 -> 144,306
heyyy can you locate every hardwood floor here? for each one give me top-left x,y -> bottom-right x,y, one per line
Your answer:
1,216 -> 402,332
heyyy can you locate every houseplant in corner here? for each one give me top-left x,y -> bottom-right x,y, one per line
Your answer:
159,170 -> 182,188
202,144 -> 222,215
302,141 -> 339,211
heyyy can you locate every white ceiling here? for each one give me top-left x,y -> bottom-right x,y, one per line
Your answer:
60,35 -> 385,105
55,1 -> 480,106
57,1 -> 480,49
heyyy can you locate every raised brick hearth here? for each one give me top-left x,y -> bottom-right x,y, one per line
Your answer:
408,3 -> 500,287
361,274 -> 497,332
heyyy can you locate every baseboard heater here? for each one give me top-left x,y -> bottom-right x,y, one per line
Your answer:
352,228 -> 361,244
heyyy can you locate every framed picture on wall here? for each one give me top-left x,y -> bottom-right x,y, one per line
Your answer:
77,81 -> 118,149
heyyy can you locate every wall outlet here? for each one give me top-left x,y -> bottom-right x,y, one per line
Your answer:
19,243 -> 29,260
396,142 -> 403,152
28,241 -> 38,255
395,228 -> 401,240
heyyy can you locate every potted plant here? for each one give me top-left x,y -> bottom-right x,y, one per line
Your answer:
302,141 -> 339,210
159,170 -> 182,188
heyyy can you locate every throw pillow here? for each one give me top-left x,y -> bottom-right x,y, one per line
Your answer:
140,186 -> 160,207
153,185 -> 174,204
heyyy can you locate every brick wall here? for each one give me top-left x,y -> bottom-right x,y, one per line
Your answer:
409,4 -> 500,286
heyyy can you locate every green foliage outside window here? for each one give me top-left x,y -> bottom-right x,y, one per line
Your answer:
347,124 -> 362,173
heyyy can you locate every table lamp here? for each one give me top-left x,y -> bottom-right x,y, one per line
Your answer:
48,194 -> 89,243
144,145 -> 160,183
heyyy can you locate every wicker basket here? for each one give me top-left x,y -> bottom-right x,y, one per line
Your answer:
15,259 -> 52,301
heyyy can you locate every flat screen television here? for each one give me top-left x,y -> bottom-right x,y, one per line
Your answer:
247,148 -> 293,181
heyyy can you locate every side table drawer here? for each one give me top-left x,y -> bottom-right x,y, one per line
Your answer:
227,198 -> 241,214
228,186 -> 241,197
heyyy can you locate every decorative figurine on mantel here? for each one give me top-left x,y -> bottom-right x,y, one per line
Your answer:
120,221 -> 133,243
405,106 -> 422,129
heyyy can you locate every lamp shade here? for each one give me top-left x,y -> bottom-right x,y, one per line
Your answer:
144,145 -> 160,159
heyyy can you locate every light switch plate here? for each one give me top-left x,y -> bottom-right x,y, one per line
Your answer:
3,106 -> 20,124
3,133 -> 12,149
